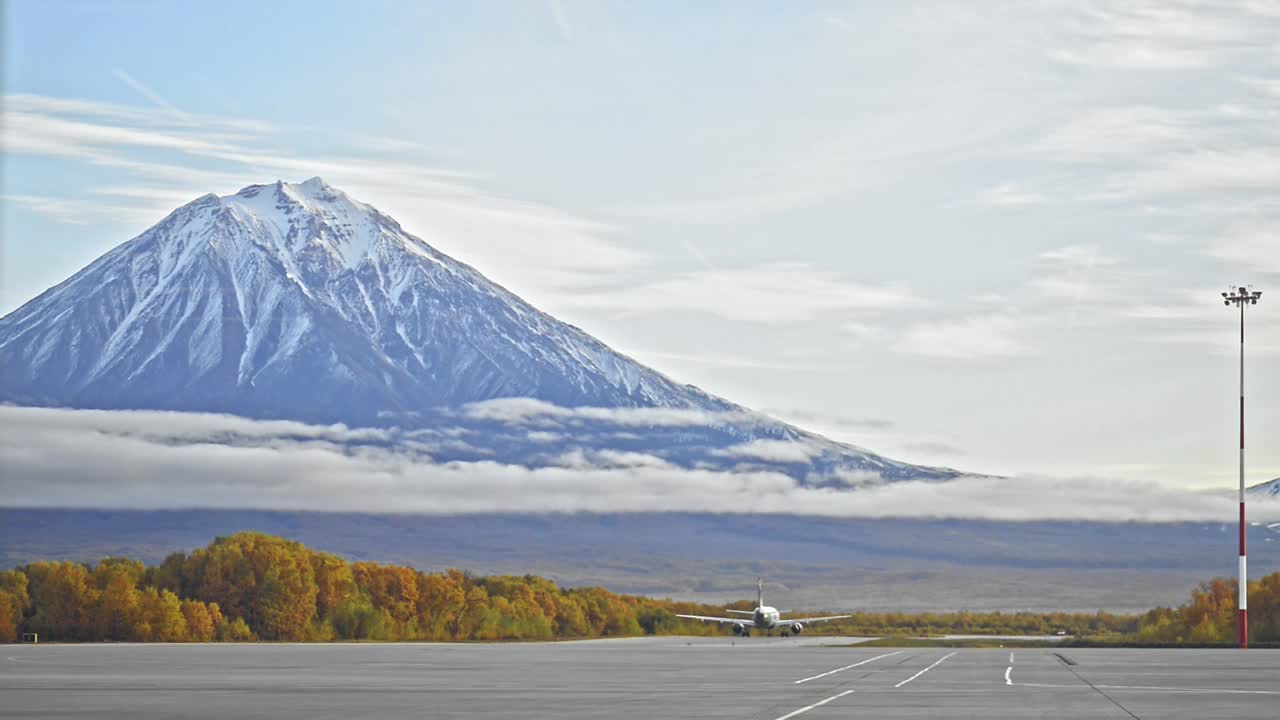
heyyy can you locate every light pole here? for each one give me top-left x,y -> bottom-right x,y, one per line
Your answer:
1223,285 -> 1262,650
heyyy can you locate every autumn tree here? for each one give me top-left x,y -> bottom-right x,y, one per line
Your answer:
417,572 -> 466,641
181,600 -> 222,642
0,570 -> 30,643
136,588 -> 187,641
24,562 -> 99,641
352,562 -> 419,637
185,533 -> 318,640
96,570 -> 140,640
312,552 -> 356,621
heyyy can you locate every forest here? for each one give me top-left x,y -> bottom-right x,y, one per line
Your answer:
1,532 -> 1276,644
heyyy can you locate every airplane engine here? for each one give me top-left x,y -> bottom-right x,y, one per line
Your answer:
731,623 -> 745,636
789,622 -> 804,635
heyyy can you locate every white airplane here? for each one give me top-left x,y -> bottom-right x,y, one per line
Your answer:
676,578 -> 850,637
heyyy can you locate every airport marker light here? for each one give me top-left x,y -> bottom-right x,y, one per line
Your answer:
1222,286 -> 1262,650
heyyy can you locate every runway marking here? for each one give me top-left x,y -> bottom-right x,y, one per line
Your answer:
1016,682 -> 1280,696
1004,666 -> 1012,686
774,689 -> 855,720
1008,652 -> 1014,664
894,651 -> 956,688
792,651 -> 902,684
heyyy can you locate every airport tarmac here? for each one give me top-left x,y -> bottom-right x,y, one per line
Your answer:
3,636 -> 1278,719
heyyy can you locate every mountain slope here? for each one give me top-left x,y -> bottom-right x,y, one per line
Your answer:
0,178 -> 957,482
1,179 -> 727,420
1248,478 -> 1280,499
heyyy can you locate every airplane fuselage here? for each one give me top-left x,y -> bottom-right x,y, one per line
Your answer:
753,606 -> 781,629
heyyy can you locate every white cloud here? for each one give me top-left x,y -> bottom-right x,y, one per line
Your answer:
555,448 -> 674,470
1,92 -> 645,314
569,264 -> 923,324
1032,106 -> 1194,163
1209,224 -> 1280,275
715,439 -> 820,464
976,183 -> 1045,206
548,0 -> 573,40
898,313 -> 1029,360
1040,245 -> 1121,267
2,195 -> 90,225
1046,0 -> 1276,71
762,409 -> 894,432
0,406 -> 1267,522
902,441 -> 967,458
458,398 -> 760,427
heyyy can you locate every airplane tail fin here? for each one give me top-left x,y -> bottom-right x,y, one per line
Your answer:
757,577 -> 764,608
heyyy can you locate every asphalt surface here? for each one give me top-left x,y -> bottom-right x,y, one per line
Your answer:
3,637 -> 1279,719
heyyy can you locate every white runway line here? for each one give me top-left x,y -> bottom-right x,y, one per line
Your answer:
894,651 -> 957,688
792,651 -> 902,684
1009,652 -> 1015,664
774,689 -> 855,720
1004,666 -> 1013,686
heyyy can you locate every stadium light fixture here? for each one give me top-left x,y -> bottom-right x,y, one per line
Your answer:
1223,285 -> 1262,649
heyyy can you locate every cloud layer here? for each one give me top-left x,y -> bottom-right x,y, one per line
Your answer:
3,406 -> 1271,523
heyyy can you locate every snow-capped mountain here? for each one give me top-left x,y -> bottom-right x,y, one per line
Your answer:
0,179 -> 957,482
1248,479 -> 1280,499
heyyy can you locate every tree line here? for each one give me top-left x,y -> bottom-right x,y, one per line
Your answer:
1134,574 -> 1280,644
0,531 -> 1275,644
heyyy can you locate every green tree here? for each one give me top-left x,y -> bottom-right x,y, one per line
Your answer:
331,594 -> 384,640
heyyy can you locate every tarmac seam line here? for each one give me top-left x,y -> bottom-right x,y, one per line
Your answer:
1056,659 -> 1140,719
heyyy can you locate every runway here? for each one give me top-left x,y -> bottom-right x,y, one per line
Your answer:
3,637 -> 1278,719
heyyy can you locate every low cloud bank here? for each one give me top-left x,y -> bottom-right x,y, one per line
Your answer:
457,397 -> 761,427
2,406 -> 1272,523
715,439 -> 820,463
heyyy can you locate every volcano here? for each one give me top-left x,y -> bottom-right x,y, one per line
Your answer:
0,178 -> 957,483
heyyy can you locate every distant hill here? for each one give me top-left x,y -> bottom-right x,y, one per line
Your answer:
4,509 -> 1278,613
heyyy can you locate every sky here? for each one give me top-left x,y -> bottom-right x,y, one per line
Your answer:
3,0 -> 1279,492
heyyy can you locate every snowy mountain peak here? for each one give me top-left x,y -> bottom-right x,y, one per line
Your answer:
0,179 -> 959,484
216,178 -> 390,272
0,179 -> 733,421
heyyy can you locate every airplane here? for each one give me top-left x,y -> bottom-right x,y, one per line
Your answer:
676,578 -> 850,637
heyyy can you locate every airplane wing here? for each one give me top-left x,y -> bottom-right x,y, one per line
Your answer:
724,609 -> 755,616
675,614 -> 756,627
783,615 -> 851,624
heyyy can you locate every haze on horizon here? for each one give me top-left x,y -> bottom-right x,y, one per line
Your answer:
3,0 -> 1278,491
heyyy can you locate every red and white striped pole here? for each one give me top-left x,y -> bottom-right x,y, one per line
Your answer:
1224,286 -> 1261,650
1238,297 -> 1247,651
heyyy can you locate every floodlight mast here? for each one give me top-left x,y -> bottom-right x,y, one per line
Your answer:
1222,286 -> 1262,650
